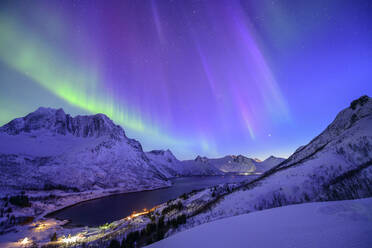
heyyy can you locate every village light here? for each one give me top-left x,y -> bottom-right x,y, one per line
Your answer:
61,233 -> 84,244
19,237 -> 30,245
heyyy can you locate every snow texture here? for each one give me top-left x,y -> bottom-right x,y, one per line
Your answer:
148,197 -> 372,248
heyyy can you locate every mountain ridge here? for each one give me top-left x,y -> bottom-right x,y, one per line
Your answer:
181,95 -> 372,231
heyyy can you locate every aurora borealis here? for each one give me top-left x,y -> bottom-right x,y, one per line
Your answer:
0,0 -> 371,159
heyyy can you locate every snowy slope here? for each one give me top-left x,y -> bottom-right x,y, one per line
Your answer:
187,95 -> 372,228
148,198 -> 372,248
0,107 -> 169,191
256,155 -> 285,172
145,150 -> 184,178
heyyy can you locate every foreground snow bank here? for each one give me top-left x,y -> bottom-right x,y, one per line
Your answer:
147,198 -> 372,248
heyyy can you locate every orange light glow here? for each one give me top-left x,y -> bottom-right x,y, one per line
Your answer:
125,207 -> 157,220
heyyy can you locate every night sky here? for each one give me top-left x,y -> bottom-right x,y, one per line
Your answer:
0,0 -> 371,159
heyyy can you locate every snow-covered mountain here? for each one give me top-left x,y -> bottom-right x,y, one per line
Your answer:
0,107 -> 169,191
257,156 -> 285,172
146,150 -> 284,177
179,156 -> 224,176
0,107 -> 233,193
188,95 -> 372,226
146,151 -> 224,177
148,198 -> 372,248
145,149 -> 184,178
209,155 -> 257,173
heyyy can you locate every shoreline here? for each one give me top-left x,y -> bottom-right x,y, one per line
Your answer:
0,174 -> 252,234
44,174 -> 247,220
44,184 -> 172,220
46,174 -> 254,227
0,174 -> 256,247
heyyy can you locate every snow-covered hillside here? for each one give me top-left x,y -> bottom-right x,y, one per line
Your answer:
147,197 -> 372,248
0,107 -> 168,191
257,155 -> 285,172
188,95 -> 372,225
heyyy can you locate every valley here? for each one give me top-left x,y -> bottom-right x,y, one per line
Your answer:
0,95 -> 371,248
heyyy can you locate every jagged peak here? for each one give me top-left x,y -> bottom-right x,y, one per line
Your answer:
148,150 -> 166,155
322,95 -> 371,136
149,149 -> 174,156
195,155 -> 209,163
0,107 -> 126,139
222,154 -> 258,163
265,155 -> 275,160
349,95 -> 370,110
233,154 -> 249,162
34,106 -> 65,114
147,149 -> 179,163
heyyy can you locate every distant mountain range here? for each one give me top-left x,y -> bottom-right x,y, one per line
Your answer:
146,151 -> 284,178
0,107 -> 283,192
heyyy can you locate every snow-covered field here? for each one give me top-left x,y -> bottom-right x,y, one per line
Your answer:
148,197 -> 372,248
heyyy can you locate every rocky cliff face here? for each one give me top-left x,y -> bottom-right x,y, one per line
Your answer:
1,107 -> 129,140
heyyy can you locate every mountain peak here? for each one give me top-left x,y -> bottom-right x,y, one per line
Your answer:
350,95 -> 370,110
34,106 -> 65,115
0,107 -> 126,139
233,154 -> 251,163
327,95 -> 371,134
263,155 -> 285,163
279,95 -> 372,169
195,155 -> 209,163
148,149 -> 176,159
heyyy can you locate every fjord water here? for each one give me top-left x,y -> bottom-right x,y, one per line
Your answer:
50,175 -> 255,226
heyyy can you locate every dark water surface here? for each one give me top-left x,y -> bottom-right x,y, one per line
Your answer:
50,175 -> 255,226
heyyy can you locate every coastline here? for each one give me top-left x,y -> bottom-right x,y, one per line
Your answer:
44,184 -> 172,220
